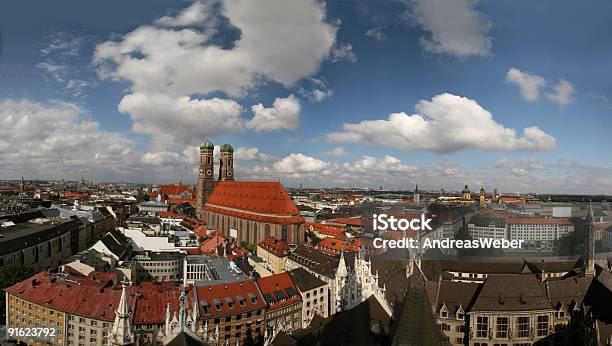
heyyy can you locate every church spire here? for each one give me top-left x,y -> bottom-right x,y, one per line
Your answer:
337,251 -> 348,278
584,201 -> 596,277
108,282 -> 134,345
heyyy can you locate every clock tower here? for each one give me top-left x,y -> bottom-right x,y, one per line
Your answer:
196,139 -> 215,218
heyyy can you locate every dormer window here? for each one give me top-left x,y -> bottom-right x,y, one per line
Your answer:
439,303 -> 448,318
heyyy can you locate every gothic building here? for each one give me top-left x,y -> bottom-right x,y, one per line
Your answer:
195,140 -> 234,219
196,139 -> 305,244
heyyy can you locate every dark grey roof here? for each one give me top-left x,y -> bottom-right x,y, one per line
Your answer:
0,218 -> 81,256
288,267 -> 327,292
99,229 -> 132,259
469,215 -> 505,228
471,274 -> 552,312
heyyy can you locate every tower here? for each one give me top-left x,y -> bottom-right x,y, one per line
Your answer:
335,251 -> 349,312
584,201 -> 595,277
462,184 -> 471,201
196,140 -> 215,218
108,283 -> 134,345
218,144 -> 234,181
479,187 -> 485,207
413,184 -> 420,204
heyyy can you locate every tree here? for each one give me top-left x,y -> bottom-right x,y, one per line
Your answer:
0,266 -> 36,322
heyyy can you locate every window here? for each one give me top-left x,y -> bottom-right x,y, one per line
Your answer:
517,316 -> 529,338
537,315 -> 549,336
476,316 -> 488,338
496,317 -> 508,338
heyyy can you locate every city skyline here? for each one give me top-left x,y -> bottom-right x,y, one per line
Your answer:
1,0 -> 612,193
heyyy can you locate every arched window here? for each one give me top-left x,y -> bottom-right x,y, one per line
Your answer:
246,222 -> 251,243
281,225 -> 288,242
254,223 -> 258,243
264,224 -> 271,239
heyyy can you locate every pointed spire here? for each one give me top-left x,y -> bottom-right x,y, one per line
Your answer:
337,251 -> 348,278
178,291 -> 186,332
108,281 -> 134,345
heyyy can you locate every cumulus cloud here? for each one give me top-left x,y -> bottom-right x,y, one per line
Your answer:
272,153 -> 329,174
0,99 -> 141,180
94,0 -> 339,146
327,93 -> 556,153
505,68 -> 547,101
234,147 -> 277,162
546,79 -> 574,106
155,1 -> 212,27
405,0 -> 492,57
94,0 -> 338,97
118,92 -> 243,148
323,147 -> 349,157
246,95 -> 300,132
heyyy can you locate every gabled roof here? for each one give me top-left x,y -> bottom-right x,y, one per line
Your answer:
5,272 -> 194,324
195,279 -> 265,318
471,274 -> 552,312
256,272 -> 301,311
288,267 -> 327,292
205,181 -> 300,215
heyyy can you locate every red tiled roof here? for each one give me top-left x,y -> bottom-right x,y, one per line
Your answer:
305,222 -> 344,237
204,181 -> 300,215
315,237 -> 361,256
166,198 -> 197,205
5,272 -> 194,324
257,237 -> 290,257
133,283 -> 194,324
160,184 -> 195,197
256,272 -> 301,311
195,280 -> 265,318
156,211 -> 184,219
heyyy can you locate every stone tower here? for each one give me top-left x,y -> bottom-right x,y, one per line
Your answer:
196,140 -> 215,218
584,201 -> 596,277
218,144 -> 234,181
413,184 -> 420,204
108,283 -> 134,345
462,184 -> 471,201
479,187 -> 485,207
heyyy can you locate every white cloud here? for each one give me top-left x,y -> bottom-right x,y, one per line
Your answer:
505,67 -> 546,101
155,1 -> 211,27
246,95 -> 300,132
272,153 -> 329,174
342,155 -> 417,174
366,26 -> 385,42
94,0 -> 338,97
327,93 -> 556,153
297,77 -> 333,103
492,157 -> 543,176
234,147 -> 277,162
323,146 -> 349,157
546,79 -> 574,106
405,0 -> 492,57
118,92 -> 243,148
0,99 -> 141,180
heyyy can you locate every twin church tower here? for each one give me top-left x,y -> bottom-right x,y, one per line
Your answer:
195,140 -> 234,215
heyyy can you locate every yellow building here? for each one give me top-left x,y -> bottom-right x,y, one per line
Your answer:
5,293 -> 66,345
257,237 -> 290,274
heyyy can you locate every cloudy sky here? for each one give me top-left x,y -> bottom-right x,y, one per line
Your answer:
1,0 -> 611,194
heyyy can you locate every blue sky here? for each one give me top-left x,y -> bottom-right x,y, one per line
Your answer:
1,0 -> 611,194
